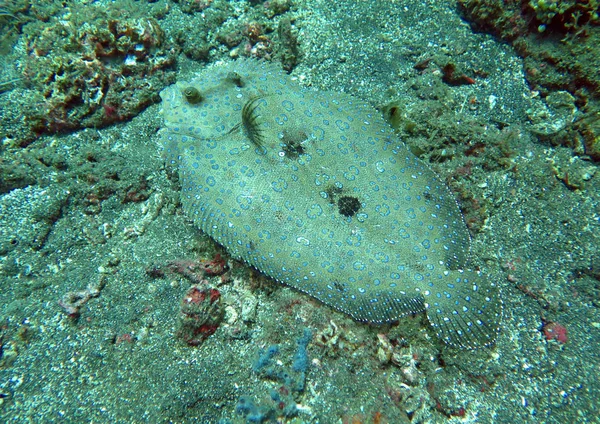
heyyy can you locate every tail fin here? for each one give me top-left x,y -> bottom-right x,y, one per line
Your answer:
424,269 -> 502,349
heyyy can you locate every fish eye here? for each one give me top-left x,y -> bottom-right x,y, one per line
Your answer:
182,86 -> 202,104
226,71 -> 244,87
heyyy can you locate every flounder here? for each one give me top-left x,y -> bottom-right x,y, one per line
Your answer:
159,59 -> 502,349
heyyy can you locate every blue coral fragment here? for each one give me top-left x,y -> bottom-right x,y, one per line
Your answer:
234,329 -> 312,422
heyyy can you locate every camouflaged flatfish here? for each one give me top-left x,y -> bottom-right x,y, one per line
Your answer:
159,59 -> 502,349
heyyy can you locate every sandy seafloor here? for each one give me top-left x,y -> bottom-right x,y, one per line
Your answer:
1,0 -> 599,423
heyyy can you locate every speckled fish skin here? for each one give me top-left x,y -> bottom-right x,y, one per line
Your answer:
159,59 -> 502,349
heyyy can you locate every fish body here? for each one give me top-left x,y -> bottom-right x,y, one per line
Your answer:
159,59 -> 501,348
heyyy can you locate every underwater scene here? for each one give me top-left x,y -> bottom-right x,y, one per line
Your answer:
0,0 -> 599,422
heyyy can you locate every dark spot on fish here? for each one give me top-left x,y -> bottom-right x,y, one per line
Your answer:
324,185 -> 342,204
332,281 -> 346,292
280,129 -> 307,159
182,86 -> 202,104
338,196 -> 361,217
